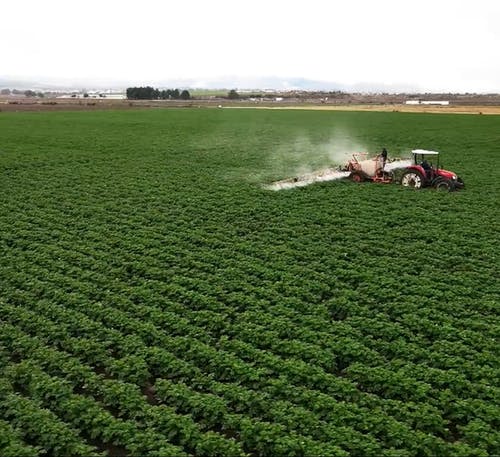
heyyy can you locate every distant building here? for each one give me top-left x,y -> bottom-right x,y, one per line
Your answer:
56,92 -> 126,99
421,100 -> 449,105
405,100 -> 449,105
101,93 -> 126,100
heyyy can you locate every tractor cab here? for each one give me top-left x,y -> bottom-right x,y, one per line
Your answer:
412,149 -> 440,167
412,149 -> 440,179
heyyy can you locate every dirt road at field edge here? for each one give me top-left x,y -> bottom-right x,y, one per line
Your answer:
1,98 -> 500,115
225,104 -> 500,115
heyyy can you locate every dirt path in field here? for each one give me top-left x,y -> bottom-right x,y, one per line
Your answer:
226,104 -> 500,115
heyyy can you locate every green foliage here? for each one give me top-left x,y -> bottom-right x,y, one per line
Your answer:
126,86 -> 158,99
0,419 -> 42,457
0,108 -> 498,456
126,86 -> 189,100
180,89 -> 191,100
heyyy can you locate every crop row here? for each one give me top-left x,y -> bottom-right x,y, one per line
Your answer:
0,378 -> 103,457
3,250 -> 497,399
2,208 -> 496,371
2,320 -> 486,457
3,242 -> 496,391
1,109 -> 499,457
2,296 -> 496,456
0,323 -> 346,457
0,418 -> 42,457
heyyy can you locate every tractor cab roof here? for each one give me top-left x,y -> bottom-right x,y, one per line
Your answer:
412,149 -> 440,155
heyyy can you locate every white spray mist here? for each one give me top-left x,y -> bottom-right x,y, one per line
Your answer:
263,127 -> 369,190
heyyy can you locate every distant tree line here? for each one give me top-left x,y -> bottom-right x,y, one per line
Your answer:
0,88 -> 45,97
126,86 -> 190,100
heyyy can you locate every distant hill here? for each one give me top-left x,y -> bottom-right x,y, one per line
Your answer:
0,75 -> 423,93
2,75 -> 498,95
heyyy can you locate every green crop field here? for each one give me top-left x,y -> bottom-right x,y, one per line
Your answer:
0,108 -> 498,457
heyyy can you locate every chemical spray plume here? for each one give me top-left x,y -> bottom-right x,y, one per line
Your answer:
385,159 -> 413,171
264,169 -> 350,191
263,127 -> 368,187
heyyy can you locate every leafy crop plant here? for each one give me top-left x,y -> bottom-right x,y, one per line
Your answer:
0,108 -> 498,456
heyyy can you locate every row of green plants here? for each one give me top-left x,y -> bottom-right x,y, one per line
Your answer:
1,290 -> 497,456
1,108 -> 498,456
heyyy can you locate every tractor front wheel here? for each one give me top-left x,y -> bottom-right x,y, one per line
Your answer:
401,170 -> 425,189
435,179 -> 455,192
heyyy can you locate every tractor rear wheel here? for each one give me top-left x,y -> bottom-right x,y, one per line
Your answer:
401,170 -> 425,189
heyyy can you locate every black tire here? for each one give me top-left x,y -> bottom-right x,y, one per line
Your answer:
435,179 -> 454,192
401,170 -> 425,189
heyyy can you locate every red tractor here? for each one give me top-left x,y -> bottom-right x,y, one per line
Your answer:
401,149 -> 464,191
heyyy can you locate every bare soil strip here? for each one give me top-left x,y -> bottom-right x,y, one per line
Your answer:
1,98 -> 499,114
226,104 -> 500,115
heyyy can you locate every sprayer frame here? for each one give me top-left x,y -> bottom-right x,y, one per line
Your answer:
346,153 -> 393,184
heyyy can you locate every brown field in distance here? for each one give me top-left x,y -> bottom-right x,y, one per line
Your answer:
1,97 -> 499,114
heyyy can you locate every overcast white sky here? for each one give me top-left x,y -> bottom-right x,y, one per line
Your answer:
3,0 -> 500,92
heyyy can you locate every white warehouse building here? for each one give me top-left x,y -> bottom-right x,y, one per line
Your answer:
405,100 -> 450,105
